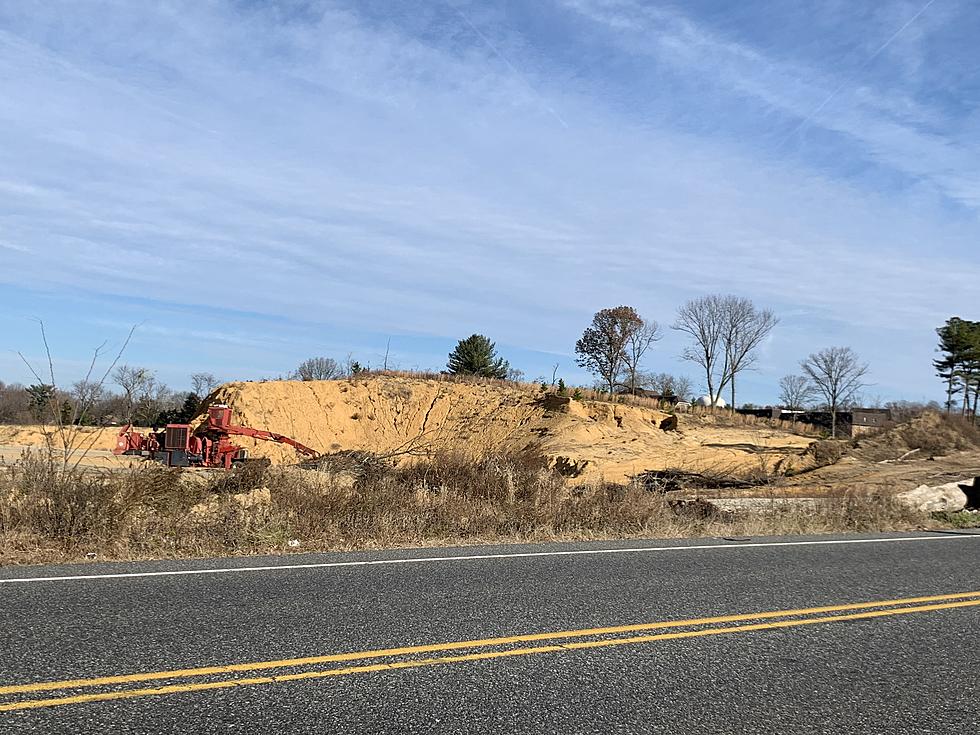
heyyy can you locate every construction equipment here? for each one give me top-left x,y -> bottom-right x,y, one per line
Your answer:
114,405 -> 318,469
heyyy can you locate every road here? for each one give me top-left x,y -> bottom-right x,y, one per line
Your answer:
1,531 -> 979,733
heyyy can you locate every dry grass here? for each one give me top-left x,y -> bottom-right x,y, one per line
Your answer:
344,369 -> 530,390
853,411 -> 980,461
0,448 -> 936,566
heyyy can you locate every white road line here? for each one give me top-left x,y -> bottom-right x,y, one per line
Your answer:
1,534 -> 977,585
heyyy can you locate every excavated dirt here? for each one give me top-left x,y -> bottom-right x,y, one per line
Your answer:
689,413 -> 980,499
774,452 -> 980,497
195,377 -> 815,484
0,425 -> 140,468
0,425 -> 124,451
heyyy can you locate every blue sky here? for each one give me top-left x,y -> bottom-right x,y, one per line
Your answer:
1,0 -> 978,403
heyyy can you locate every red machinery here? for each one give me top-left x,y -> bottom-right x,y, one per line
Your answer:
114,405 -> 318,469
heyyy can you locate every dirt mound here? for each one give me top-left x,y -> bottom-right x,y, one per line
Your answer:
197,377 -> 813,484
0,425 -> 144,469
852,411 -> 980,461
0,425 -> 124,452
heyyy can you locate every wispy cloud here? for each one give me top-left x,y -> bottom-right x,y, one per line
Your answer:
560,0 -> 980,210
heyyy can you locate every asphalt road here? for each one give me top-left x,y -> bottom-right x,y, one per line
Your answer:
1,531 -> 979,733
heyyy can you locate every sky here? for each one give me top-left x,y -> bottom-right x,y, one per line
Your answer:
1,0 -> 978,404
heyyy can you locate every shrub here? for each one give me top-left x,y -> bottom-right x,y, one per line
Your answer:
811,440 -> 844,467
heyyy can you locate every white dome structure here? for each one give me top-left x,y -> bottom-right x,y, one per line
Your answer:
695,395 -> 727,408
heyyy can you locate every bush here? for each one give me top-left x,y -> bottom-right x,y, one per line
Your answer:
811,440 -> 844,467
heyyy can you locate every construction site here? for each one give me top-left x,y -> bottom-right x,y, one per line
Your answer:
4,375 -> 822,481
0,373 -> 978,566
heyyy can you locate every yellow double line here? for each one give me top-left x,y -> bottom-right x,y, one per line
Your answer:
3,591 -> 979,713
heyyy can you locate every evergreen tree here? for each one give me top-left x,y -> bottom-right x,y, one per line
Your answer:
26,384 -> 55,421
153,392 -> 201,426
961,322 -> 980,420
178,392 -> 202,422
447,335 -> 510,379
935,317 -> 980,415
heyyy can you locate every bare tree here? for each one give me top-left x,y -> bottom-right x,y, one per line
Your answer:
134,382 -> 178,426
643,372 -> 694,401
673,295 -> 726,404
70,379 -> 108,424
575,306 -> 644,394
293,356 -> 341,381
777,374 -> 815,410
670,375 -> 693,402
674,295 -> 777,408
0,382 -> 32,423
721,297 -> 778,411
112,365 -> 157,423
190,372 -> 219,397
71,379 -> 105,406
800,347 -> 870,438
622,319 -> 662,395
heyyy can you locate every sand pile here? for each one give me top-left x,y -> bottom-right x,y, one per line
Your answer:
0,425 -> 124,452
0,424 -> 143,468
197,377 -> 813,484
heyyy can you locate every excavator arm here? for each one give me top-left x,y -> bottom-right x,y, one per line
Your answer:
219,424 -> 319,457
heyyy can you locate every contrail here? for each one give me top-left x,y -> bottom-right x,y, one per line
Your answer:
780,0 -> 938,146
449,2 -> 569,129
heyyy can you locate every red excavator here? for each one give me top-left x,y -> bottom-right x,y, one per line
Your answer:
114,405 -> 318,469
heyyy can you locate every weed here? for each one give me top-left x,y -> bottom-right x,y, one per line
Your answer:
929,510 -> 980,529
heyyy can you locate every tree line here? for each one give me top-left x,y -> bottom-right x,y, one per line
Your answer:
438,294 -> 874,437
12,302 -> 973,435
0,369 -> 220,426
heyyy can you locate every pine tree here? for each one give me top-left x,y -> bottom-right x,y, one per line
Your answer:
447,335 -> 510,379
935,317 -> 980,414
26,384 -> 55,421
961,322 -> 980,421
177,392 -> 202,422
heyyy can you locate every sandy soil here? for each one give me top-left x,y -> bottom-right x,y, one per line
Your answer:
193,376 -> 815,484
775,452 -> 980,496
0,425 -> 141,469
7,384 -> 971,498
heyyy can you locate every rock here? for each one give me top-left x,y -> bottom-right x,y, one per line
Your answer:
895,480 -> 970,513
659,415 -> 678,432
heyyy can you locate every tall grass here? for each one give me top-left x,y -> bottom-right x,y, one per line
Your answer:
0,450 -> 930,565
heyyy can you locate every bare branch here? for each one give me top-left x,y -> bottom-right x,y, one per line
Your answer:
800,347 -> 870,438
